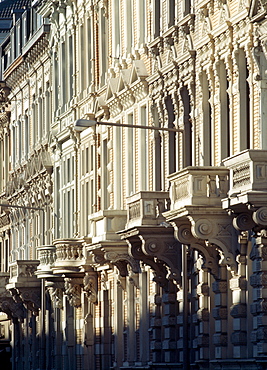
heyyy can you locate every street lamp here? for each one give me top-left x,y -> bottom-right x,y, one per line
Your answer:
74,118 -> 183,133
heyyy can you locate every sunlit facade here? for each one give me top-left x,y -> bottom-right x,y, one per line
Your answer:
1,0 -> 267,369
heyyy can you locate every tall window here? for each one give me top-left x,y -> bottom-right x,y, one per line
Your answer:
112,0 -> 121,62
61,152 -> 75,238
126,113 -> 135,196
53,52 -> 59,117
181,87 -> 192,167
153,1 -> 161,38
202,72 -> 212,165
80,23 -> 85,93
219,61 -> 230,160
152,106 -> 162,191
165,95 -> 177,173
137,0 -> 146,45
61,41 -> 67,107
101,139 -> 110,209
45,83 -> 50,137
114,125 -> 123,208
182,0 -> 191,17
139,106 -> 149,190
86,17 -> 92,87
12,122 -> 16,167
125,0 -> 134,54
99,7 -> 108,86
38,88 -> 42,141
18,118 -> 22,162
238,49 -> 250,151
167,0 -> 175,27
81,143 -> 95,236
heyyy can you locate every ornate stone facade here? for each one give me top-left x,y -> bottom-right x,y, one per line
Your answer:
1,0 -> 267,369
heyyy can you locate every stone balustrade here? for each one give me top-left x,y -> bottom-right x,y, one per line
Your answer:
8,260 -> 40,284
36,245 -> 56,278
126,191 -> 170,229
168,166 -> 229,210
222,150 -> 267,210
89,210 -> 127,243
52,238 -> 87,275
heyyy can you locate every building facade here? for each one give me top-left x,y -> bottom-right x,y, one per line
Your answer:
0,0 -> 267,369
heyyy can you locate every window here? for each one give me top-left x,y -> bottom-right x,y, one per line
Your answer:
165,95 -> 178,173
182,0 -> 191,17
45,83 -> 50,137
167,0 -> 175,27
80,143 -> 95,236
112,0 -> 121,62
126,113 -> 135,196
219,61 -> 231,161
101,139 -> 110,209
12,123 -> 16,167
139,106 -> 149,190
38,89 -> 43,141
180,87 -> 192,167
153,1 -> 161,38
99,7 -> 108,86
201,71 -> 212,165
151,105 -> 162,191
59,151 -> 75,238
53,52 -> 59,116
238,49 -> 250,151
137,0 -> 146,45
125,0 -> 134,54
69,35 -> 74,98
79,23 -> 85,93
61,41 -> 67,107
114,125 -> 123,208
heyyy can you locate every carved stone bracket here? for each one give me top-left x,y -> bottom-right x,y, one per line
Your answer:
233,207 -> 267,232
64,277 -> 83,308
47,281 -> 64,309
83,268 -> 98,304
9,287 -> 40,315
0,293 -> 25,319
19,287 -> 41,315
138,232 -> 181,283
170,211 -> 238,275
128,236 -> 169,290
88,242 -> 140,282
120,226 -> 182,289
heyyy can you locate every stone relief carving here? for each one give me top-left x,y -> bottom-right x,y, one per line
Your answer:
83,269 -> 98,303
64,278 -> 82,308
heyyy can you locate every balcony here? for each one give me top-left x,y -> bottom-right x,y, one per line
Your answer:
6,260 -> 40,289
222,150 -> 267,211
36,245 -> 56,278
126,191 -> 170,229
52,238 -> 88,275
89,210 -> 127,243
168,166 -> 229,212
